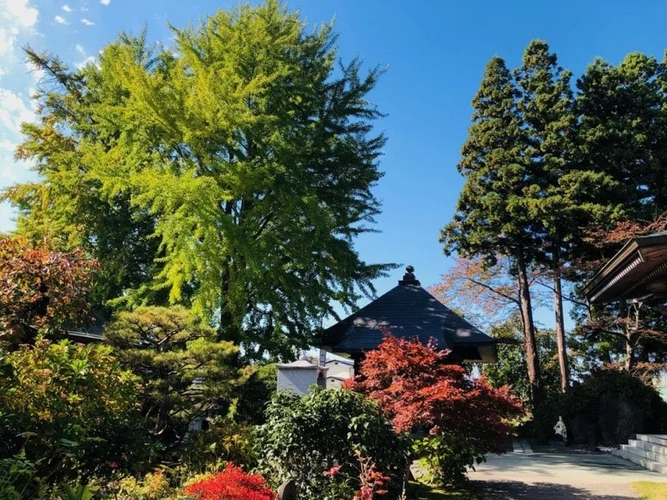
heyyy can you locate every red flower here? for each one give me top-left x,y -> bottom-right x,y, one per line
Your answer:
323,465 -> 342,476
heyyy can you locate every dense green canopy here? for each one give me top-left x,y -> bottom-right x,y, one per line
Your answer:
4,0 -> 393,357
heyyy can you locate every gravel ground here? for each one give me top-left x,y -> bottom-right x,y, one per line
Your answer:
468,451 -> 667,499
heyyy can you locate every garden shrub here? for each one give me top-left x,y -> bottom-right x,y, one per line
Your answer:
105,470 -> 174,500
233,363 -> 277,425
183,463 -> 274,500
0,452 -> 46,500
182,419 -> 257,472
561,368 -> 667,446
255,388 -> 409,499
0,340 -> 149,483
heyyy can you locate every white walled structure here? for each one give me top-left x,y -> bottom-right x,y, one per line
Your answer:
276,359 -> 327,396
325,358 -> 354,379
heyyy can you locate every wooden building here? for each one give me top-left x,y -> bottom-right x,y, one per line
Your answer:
318,266 -> 497,370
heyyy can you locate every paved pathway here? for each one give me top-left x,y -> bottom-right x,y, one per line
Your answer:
468,451 -> 667,499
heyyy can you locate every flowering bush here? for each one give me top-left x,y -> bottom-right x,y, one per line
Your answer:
183,463 -> 274,500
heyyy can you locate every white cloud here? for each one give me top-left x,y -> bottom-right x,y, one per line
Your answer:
100,0 -> 110,4
0,139 -> 16,152
0,89 -> 35,136
0,29 -> 15,53
54,15 -> 67,24
4,0 -> 39,28
75,43 -> 85,54
0,165 -> 18,181
24,61 -> 45,82
75,56 -> 95,70
81,18 -> 94,26
62,4 -> 72,12
0,0 -> 39,56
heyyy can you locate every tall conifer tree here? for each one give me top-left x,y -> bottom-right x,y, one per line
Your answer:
441,56 -> 544,405
515,41 -> 578,393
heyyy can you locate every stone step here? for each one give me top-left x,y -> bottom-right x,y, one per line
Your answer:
629,439 -> 667,456
613,448 -> 667,475
621,444 -> 667,465
636,434 -> 667,447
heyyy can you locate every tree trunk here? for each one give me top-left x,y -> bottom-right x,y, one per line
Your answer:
219,200 -> 241,344
553,257 -> 569,393
516,248 -> 543,407
625,329 -> 635,372
219,260 -> 238,343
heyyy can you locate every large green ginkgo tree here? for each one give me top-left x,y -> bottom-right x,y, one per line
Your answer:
5,0 -> 393,357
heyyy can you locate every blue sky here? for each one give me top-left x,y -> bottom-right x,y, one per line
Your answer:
1,0 -> 666,328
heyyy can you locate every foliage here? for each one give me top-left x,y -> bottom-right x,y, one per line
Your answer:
352,450 -> 391,500
183,464 -> 274,500
233,363 -> 276,425
0,340 -> 146,482
182,419 -> 257,473
104,306 -> 238,446
576,52 -> 667,221
481,317 -> 568,405
0,452 -> 42,500
56,483 -> 100,500
1,38 -> 165,316
430,257 -> 546,329
108,470 -> 175,500
5,0 -> 395,356
439,51 -> 543,405
255,388 -> 408,499
347,335 -> 523,485
0,237 -> 97,348
560,369 -> 667,446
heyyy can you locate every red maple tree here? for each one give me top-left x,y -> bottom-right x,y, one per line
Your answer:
345,334 -> 523,454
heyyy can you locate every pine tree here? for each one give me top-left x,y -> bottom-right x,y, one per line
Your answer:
515,42 -> 574,391
441,56 -> 544,405
104,306 -> 238,444
575,53 -> 667,371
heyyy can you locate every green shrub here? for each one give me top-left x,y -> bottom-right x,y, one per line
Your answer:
0,340 -> 149,482
561,368 -> 667,446
255,388 -> 409,499
233,364 -> 277,425
412,434 -> 488,487
99,469 -> 178,500
0,452 -> 44,500
182,418 -> 257,472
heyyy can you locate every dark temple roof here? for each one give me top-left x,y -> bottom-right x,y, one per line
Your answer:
584,231 -> 667,303
319,266 -> 497,362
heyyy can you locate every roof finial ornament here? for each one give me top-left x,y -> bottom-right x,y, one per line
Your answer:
400,265 -> 418,285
